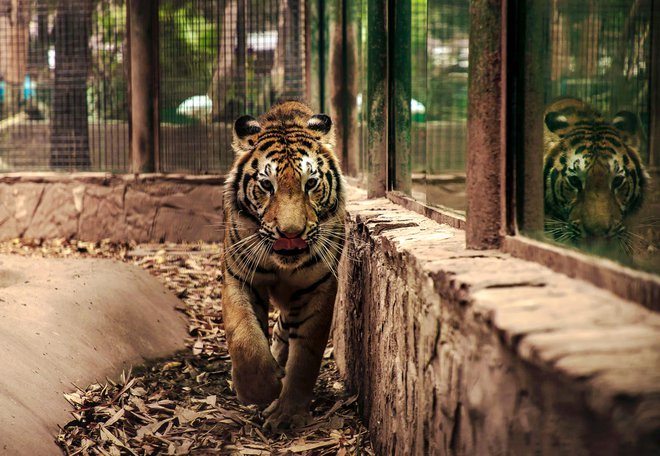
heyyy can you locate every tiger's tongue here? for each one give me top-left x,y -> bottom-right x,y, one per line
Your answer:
273,237 -> 308,251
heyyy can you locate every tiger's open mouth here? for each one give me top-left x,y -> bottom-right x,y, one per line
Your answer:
273,237 -> 310,256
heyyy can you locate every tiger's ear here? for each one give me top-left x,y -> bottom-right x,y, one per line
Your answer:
232,115 -> 262,154
307,114 -> 332,134
544,111 -> 570,135
612,111 -> 640,148
307,114 -> 334,146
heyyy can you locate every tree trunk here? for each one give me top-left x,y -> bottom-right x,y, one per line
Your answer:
50,0 -> 92,169
0,0 -> 30,118
33,1 -> 49,70
209,0 -> 246,121
272,0 -> 304,101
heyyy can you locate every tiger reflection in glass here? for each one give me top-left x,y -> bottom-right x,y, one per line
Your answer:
543,97 -> 649,255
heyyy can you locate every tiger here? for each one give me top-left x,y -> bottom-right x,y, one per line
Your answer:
221,101 -> 346,430
543,96 -> 648,253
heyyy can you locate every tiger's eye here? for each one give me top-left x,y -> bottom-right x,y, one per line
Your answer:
567,175 -> 582,192
305,177 -> 318,191
260,179 -> 273,192
612,175 -> 625,189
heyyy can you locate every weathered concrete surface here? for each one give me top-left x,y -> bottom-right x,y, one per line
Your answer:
333,197 -> 660,456
0,254 -> 188,455
0,173 -> 225,243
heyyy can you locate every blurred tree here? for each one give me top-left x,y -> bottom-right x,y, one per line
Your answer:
209,0 -> 245,121
50,0 -> 92,169
89,0 -> 128,121
272,0 -> 302,100
0,0 -> 31,117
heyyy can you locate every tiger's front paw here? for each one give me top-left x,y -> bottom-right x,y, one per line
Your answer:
263,398 -> 312,432
231,351 -> 284,406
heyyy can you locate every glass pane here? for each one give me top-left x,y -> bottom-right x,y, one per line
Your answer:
520,0 -> 659,274
424,0 -> 469,211
358,0 -> 368,179
389,0 -> 468,210
346,0 -> 372,184
411,0 -> 427,201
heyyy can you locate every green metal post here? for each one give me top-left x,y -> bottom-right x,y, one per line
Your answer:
390,0 -> 411,193
367,0 -> 388,197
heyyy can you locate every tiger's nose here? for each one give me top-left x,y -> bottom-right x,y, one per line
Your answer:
583,218 -> 612,237
277,227 -> 305,239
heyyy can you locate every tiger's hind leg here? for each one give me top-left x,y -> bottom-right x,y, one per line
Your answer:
222,276 -> 283,406
264,276 -> 336,430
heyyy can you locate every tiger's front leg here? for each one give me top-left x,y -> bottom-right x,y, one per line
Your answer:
264,276 -> 337,430
222,275 -> 283,406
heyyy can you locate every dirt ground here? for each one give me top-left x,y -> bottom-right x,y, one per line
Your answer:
0,239 -> 372,455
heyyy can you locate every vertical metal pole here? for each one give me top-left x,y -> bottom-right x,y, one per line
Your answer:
129,0 -> 159,173
329,0 -> 344,166
466,0 -> 506,248
318,0 -> 326,112
519,0 -> 545,235
305,0 -> 313,104
389,0 -> 411,193
648,0 -> 659,167
343,0 -> 359,176
367,0 -> 388,197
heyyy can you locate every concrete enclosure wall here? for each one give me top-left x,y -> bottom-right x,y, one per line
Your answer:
333,197 -> 660,456
0,173 -> 225,242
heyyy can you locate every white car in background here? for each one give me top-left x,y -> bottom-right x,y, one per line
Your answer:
176,95 -> 212,118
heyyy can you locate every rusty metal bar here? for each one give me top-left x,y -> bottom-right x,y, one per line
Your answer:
517,0 -> 545,235
649,0 -> 659,168
465,0 -> 506,249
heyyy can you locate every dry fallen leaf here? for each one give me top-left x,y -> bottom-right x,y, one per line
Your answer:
2,240 -> 373,455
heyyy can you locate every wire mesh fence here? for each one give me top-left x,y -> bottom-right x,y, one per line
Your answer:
542,0 -> 653,164
0,0 -> 308,173
0,0 -> 129,172
159,0 -> 307,173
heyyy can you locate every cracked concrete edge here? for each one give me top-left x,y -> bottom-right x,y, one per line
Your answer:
336,196 -> 660,452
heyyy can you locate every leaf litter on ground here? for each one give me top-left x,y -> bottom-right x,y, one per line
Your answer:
0,238 -> 373,455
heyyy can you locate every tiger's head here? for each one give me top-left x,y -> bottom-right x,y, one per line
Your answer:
543,97 -> 648,250
225,101 -> 345,271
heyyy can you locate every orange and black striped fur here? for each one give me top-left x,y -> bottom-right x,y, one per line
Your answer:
543,97 -> 648,253
221,101 -> 346,430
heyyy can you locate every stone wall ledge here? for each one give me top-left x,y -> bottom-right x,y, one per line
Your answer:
0,173 -> 225,242
334,197 -> 660,455
0,172 -> 225,185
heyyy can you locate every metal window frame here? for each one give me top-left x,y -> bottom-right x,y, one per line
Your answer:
498,0 -> 659,310
344,0 -> 659,309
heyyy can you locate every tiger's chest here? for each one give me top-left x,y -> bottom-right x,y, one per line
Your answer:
256,262 -> 333,309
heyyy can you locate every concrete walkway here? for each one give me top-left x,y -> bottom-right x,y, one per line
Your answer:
0,255 -> 188,455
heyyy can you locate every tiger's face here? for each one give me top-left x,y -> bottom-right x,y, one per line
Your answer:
225,102 -> 345,271
543,97 -> 648,249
